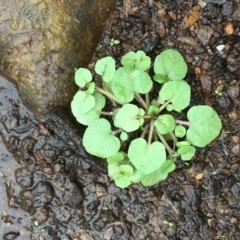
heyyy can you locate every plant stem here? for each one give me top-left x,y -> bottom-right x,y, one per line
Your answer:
170,132 -> 178,151
148,120 -> 154,145
145,93 -> 150,106
156,131 -> 175,155
136,115 -> 152,119
156,96 -> 161,108
111,129 -> 122,135
134,93 -> 148,110
175,120 -> 191,126
159,100 -> 171,112
141,123 -> 150,138
100,111 -> 114,116
96,86 -> 123,105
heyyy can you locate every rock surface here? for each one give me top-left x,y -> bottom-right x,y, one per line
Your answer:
0,0 -> 116,120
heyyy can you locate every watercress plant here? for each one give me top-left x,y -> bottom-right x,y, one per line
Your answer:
71,49 -> 222,188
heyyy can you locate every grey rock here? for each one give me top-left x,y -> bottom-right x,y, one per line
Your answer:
0,0 -> 116,120
197,25 -> 214,45
206,0 -> 227,5
233,6 -> 240,21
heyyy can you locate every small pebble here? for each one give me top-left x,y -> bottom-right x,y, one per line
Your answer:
231,144 -> 240,155
216,44 -> 225,52
225,22 -> 234,35
232,135 -> 239,143
228,110 -> 238,120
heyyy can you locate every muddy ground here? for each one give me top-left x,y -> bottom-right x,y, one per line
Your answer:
1,0 -> 240,239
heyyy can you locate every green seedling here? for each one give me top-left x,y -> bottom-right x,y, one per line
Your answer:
216,235 -> 225,239
214,90 -> 222,96
110,38 -> 120,46
163,220 -> 174,227
71,49 -> 222,188
202,184 -> 208,190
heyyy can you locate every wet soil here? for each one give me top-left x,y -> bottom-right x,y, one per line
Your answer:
1,0 -> 240,239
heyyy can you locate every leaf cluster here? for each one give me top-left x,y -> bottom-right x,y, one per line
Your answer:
71,49 -> 222,188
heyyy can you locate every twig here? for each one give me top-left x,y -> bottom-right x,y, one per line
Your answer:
175,120 -> 190,127
134,93 -> 148,110
156,131 -> 175,155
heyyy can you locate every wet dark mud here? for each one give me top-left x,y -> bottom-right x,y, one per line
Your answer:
1,0 -> 240,239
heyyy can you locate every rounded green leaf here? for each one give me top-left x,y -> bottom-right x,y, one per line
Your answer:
115,104 -> 145,132
148,105 -> 160,115
134,50 -> 151,71
159,80 -> 190,112
112,67 -> 134,103
86,82 -> 96,95
119,165 -> 133,176
187,106 -> 222,147
153,74 -> 167,84
141,160 -> 176,186
128,138 -> 166,174
154,49 -> 187,81
121,50 -> 151,71
83,118 -> 120,158
72,91 -> 95,114
108,164 -> 120,177
129,171 -> 143,183
175,125 -> 186,138
75,68 -> 92,88
177,145 -> 196,161
72,92 -> 105,126
121,52 -> 136,67
120,132 -> 128,141
154,114 -> 175,134
132,69 -> 153,94
107,152 -> 125,164
113,173 -> 131,188
166,104 -> 174,112
95,56 -> 116,82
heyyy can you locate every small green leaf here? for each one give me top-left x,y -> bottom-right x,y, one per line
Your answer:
177,145 -> 196,161
141,160 -> 176,186
86,82 -> 96,95
166,104 -> 174,112
108,164 -> 120,177
131,69 -> 153,94
119,165 -> 133,176
134,50 -> 151,71
115,104 -> 145,132
95,56 -> 116,82
121,52 -> 135,67
159,80 -> 190,112
72,91 -> 95,114
113,173 -> 131,188
174,125 -> 186,138
120,132 -> 128,141
153,74 -> 167,84
72,92 -> 105,125
75,68 -> 92,88
83,119 -> 120,158
114,40 -> 120,44
176,141 -> 191,147
128,138 -> 166,174
154,49 -> 187,80
121,50 -> 151,71
129,171 -> 143,183
107,152 -> 125,164
154,114 -> 175,134
148,105 -> 160,115
187,106 -> 222,147
112,67 -> 134,103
